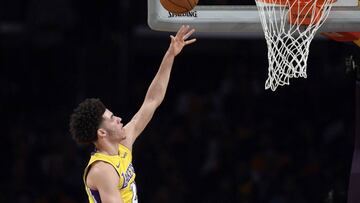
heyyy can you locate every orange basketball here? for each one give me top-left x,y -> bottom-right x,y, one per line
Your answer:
160,0 -> 199,14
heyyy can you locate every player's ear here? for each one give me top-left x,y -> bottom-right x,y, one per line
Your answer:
97,128 -> 107,138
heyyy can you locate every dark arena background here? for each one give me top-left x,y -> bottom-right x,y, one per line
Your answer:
2,0 -> 359,202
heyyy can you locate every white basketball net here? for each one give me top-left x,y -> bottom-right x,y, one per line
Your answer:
255,0 -> 335,91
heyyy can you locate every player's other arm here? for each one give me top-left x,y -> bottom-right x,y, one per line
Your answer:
86,162 -> 124,203
121,25 -> 196,150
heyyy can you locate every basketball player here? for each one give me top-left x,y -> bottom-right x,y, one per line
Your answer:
69,25 -> 196,203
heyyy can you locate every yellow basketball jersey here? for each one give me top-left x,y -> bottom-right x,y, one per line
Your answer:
83,144 -> 138,203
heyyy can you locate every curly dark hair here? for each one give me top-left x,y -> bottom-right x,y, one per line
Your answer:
69,98 -> 106,144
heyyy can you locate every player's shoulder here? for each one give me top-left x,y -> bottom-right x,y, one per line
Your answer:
89,161 -> 118,178
87,161 -> 119,187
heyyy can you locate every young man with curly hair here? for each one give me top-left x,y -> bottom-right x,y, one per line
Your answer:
69,25 -> 196,203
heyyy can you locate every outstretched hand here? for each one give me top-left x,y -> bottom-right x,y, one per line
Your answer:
168,25 -> 196,56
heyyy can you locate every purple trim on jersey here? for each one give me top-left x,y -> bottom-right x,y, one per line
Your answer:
90,189 -> 101,203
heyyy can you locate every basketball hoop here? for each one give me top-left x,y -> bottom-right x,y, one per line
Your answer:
255,0 -> 336,91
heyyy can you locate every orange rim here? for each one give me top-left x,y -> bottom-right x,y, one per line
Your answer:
256,0 -> 288,5
256,0 -> 337,25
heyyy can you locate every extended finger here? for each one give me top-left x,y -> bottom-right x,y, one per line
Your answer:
170,35 -> 175,42
183,28 -> 195,40
185,38 -> 196,45
178,25 -> 189,38
175,25 -> 186,37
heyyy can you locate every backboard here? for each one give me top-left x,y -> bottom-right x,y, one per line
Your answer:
148,0 -> 360,33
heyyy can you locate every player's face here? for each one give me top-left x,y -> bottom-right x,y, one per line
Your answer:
101,109 -> 126,141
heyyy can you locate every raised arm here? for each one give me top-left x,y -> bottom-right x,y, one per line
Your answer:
121,25 -> 196,150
